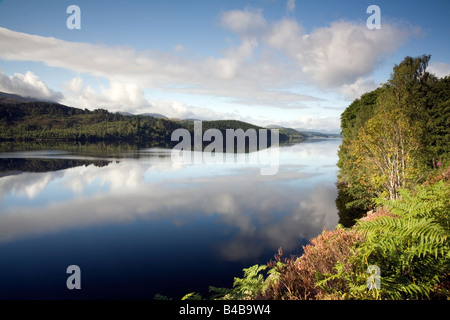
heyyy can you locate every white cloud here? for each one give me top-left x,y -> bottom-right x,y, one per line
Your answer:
220,7 -> 267,36
0,69 -> 63,101
62,77 -> 147,112
428,62 -> 450,78
339,77 -> 379,100
263,19 -> 410,88
0,171 -> 62,200
0,16 -> 411,102
61,76 -> 238,120
265,18 -> 303,51
0,27 -> 318,109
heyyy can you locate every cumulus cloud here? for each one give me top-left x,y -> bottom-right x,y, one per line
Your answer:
265,18 -> 303,52
219,11 -> 412,94
0,69 -> 63,101
62,77 -> 147,112
263,19 -> 410,88
0,171 -> 62,200
60,76 -> 239,120
428,62 -> 450,78
220,7 -> 267,36
339,77 -> 379,100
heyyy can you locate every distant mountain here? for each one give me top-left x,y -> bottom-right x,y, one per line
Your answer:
116,111 -> 134,116
266,125 -> 342,138
183,118 -> 202,122
264,125 -> 304,141
116,111 -> 168,119
0,91 -> 44,104
294,127 -> 342,136
296,130 -> 342,138
138,113 -> 168,119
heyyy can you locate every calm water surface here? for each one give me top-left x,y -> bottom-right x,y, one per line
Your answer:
0,139 -> 341,299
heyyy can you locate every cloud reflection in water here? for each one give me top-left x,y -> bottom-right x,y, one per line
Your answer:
0,140 -> 341,263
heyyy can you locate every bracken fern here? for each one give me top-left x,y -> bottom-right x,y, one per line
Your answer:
352,179 -> 450,299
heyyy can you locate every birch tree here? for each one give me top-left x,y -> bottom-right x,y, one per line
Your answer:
352,107 -> 421,200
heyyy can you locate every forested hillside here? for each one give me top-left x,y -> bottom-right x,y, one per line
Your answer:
0,101 -> 183,145
0,98 -> 301,146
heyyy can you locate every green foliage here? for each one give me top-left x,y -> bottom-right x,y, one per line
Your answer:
181,292 -> 203,300
313,179 -> 449,300
337,55 -> 450,222
340,88 -> 380,139
342,179 -> 449,299
154,293 -> 172,300
315,261 -> 379,300
352,107 -> 422,200
208,286 -> 235,300
208,262 -> 291,300
232,264 -> 268,298
378,180 -> 450,230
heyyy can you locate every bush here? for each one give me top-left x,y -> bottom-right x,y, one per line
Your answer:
257,228 -> 363,300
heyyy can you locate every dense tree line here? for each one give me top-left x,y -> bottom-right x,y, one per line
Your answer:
0,158 -> 111,174
336,54 -> 450,225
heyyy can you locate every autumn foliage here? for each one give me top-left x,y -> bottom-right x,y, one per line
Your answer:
258,228 -> 363,300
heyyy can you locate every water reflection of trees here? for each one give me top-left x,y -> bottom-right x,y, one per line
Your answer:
335,182 -> 366,227
0,158 -> 111,175
0,140 -> 174,154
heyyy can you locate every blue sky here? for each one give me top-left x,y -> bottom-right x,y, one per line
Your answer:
0,0 -> 449,132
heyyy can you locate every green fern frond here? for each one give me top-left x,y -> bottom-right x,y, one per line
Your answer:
231,264 -> 268,299
181,292 -> 203,300
208,286 -> 235,300
350,180 -> 450,299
